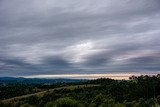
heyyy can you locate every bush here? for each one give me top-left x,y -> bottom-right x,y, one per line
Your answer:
20,103 -> 35,107
157,95 -> 160,104
45,97 -> 84,107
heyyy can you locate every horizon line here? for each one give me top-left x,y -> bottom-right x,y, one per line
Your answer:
13,72 -> 159,80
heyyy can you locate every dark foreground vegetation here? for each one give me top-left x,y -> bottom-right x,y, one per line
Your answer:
0,74 -> 160,107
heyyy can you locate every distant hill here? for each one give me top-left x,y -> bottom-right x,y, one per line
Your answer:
0,77 -> 85,84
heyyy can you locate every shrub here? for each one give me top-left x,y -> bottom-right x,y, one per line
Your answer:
45,97 -> 84,107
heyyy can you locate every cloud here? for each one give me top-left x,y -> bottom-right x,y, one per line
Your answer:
0,0 -> 160,77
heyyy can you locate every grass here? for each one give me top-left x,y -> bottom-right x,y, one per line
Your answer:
0,84 -> 99,103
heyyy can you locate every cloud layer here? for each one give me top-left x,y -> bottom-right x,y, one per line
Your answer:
0,0 -> 160,77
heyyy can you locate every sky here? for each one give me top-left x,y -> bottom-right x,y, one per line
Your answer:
0,0 -> 160,79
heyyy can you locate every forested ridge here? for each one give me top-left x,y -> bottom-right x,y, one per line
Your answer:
0,74 -> 160,107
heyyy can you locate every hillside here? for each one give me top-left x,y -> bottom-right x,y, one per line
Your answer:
0,75 -> 160,107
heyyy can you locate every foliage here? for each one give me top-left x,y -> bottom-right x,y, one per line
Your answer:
45,97 -> 84,107
0,74 -> 160,107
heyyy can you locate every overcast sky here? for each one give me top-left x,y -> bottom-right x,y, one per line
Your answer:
0,0 -> 160,77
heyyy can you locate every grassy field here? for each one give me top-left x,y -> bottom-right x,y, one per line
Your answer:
0,84 -> 99,103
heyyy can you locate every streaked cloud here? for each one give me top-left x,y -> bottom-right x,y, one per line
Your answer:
0,0 -> 160,77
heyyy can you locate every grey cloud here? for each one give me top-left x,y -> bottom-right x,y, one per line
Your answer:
0,57 -> 41,76
129,56 -> 160,64
42,56 -> 71,67
0,0 -> 160,77
0,58 -> 29,67
82,53 -> 111,66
